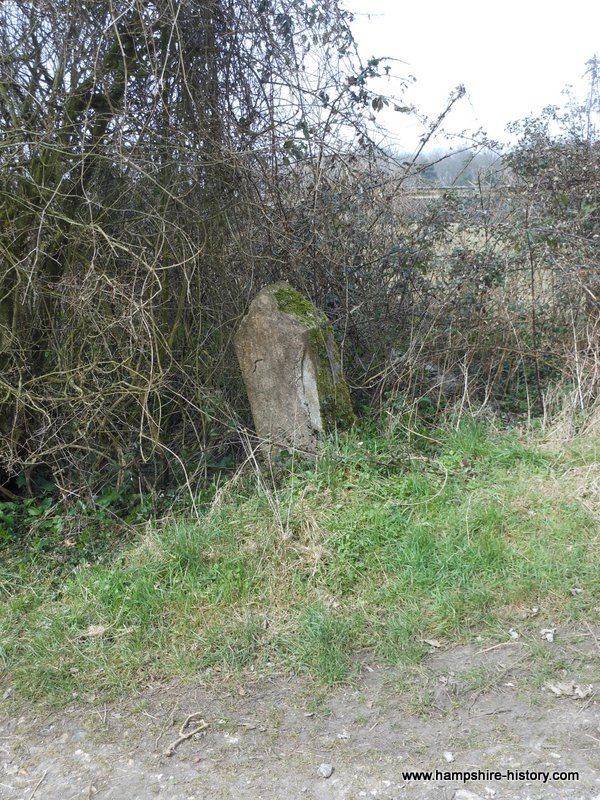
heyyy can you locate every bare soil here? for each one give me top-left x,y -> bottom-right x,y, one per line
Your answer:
1,627 -> 599,800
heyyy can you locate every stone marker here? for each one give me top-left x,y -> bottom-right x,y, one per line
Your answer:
234,282 -> 354,457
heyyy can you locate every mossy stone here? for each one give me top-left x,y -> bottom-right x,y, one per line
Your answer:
234,282 -> 354,458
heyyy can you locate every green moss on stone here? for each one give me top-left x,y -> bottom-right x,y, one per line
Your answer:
273,284 -> 321,325
309,328 -> 355,431
273,283 -> 355,432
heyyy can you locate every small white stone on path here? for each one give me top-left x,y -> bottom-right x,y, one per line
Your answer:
317,763 -> 334,779
453,791 -> 485,800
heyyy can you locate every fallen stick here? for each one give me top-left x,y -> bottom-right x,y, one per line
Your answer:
164,713 -> 209,758
29,770 -> 48,799
475,640 -> 520,655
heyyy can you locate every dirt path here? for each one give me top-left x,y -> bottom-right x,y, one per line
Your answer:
1,629 -> 599,800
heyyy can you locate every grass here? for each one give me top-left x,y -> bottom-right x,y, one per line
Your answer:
1,414 -> 599,705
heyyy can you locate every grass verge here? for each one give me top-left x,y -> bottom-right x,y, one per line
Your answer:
1,415 -> 598,705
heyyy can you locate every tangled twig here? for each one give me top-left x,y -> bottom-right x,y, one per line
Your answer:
163,712 -> 209,758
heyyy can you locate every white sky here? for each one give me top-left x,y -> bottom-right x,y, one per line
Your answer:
345,0 -> 600,152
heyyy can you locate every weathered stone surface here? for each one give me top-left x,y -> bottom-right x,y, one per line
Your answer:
234,282 -> 354,456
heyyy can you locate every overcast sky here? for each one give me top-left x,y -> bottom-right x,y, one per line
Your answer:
344,0 -> 600,152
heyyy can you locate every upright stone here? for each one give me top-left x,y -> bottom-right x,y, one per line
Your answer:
234,282 -> 354,456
